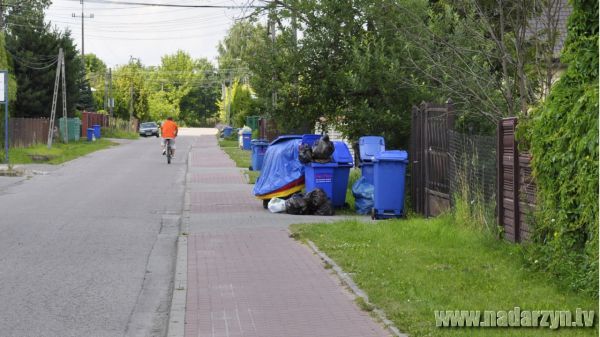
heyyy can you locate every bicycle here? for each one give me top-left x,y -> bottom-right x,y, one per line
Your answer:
165,138 -> 173,164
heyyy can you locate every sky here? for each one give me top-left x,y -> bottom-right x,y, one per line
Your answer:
44,0 -> 263,68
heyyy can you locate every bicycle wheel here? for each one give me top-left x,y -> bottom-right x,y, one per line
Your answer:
166,140 -> 172,164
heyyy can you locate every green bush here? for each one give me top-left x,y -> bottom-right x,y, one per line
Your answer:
519,0 -> 598,296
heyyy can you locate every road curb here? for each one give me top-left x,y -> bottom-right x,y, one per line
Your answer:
305,239 -> 407,337
166,150 -> 192,337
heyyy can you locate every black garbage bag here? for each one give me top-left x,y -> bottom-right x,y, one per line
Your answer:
298,144 -> 313,164
314,200 -> 335,216
311,134 -> 334,163
303,188 -> 334,215
285,194 -> 309,215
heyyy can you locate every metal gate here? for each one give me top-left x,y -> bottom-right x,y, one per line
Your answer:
410,100 -> 455,217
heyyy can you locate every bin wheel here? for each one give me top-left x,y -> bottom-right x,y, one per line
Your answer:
263,199 -> 269,209
249,166 -> 253,171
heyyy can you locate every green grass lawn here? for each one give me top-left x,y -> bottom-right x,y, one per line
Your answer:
291,216 -> 598,337
102,127 -> 139,139
7,139 -> 117,165
218,139 -> 260,184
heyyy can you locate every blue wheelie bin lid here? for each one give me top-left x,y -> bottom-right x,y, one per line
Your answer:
301,134 -> 321,147
374,150 -> 408,163
269,135 -> 302,146
332,141 -> 353,166
251,139 -> 269,145
359,136 -> 385,162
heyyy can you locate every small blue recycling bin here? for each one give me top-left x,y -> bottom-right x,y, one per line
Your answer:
242,131 -> 252,150
222,126 -> 233,137
304,141 -> 353,208
331,141 -> 353,207
372,150 -> 408,219
86,128 -> 94,141
250,139 -> 269,171
359,136 -> 385,161
359,136 -> 385,184
92,124 -> 101,139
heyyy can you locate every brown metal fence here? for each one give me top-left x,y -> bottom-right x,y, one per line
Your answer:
9,118 -> 49,148
497,117 -> 535,242
81,112 -> 109,136
410,100 -> 455,217
259,117 -> 280,142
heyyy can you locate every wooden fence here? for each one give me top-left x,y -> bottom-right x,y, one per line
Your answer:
497,117 -> 535,243
9,118 -> 49,148
410,100 -> 455,217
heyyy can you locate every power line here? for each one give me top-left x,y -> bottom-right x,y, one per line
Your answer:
65,0 -> 265,9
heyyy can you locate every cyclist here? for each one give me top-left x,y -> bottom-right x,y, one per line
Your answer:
160,116 -> 178,158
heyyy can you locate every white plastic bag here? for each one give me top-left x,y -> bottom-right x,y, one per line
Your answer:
268,198 -> 287,213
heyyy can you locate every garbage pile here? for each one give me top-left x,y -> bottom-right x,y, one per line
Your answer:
299,134 -> 335,164
267,188 -> 335,216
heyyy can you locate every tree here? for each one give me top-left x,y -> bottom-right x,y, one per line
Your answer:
5,1 -> 82,117
179,58 -> 220,127
85,53 -> 108,111
217,79 -> 259,127
521,0 -> 598,297
111,59 -> 149,121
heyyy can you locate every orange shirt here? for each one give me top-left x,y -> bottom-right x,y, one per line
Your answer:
161,120 -> 178,138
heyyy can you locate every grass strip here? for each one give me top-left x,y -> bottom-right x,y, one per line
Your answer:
291,216 -> 597,337
8,139 -> 117,165
218,139 -> 260,184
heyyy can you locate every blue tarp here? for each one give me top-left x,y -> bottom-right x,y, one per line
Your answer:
253,137 -> 305,196
352,176 -> 374,215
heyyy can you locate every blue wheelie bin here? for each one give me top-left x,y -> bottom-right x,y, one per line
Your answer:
250,139 -> 269,171
222,126 -> 233,137
92,124 -> 101,139
86,128 -> 95,141
372,150 -> 408,219
359,136 -> 385,184
304,141 -> 353,208
242,130 -> 252,150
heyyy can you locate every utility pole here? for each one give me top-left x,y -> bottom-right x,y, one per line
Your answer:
0,0 -> 5,31
48,48 -> 67,148
103,70 -> 108,111
269,10 -> 277,114
72,0 -> 94,58
108,67 -> 113,117
129,83 -> 134,124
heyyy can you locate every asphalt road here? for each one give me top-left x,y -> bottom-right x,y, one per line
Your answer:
0,130 -> 199,337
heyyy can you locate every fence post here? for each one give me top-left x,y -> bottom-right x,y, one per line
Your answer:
422,102 -> 430,217
512,119 -> 521,243
497,120 -> 504,237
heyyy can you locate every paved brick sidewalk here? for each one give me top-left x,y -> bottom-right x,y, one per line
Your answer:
184,131 -> 389,337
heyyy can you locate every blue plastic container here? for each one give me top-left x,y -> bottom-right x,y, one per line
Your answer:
86,128 -> 94,141
359,136 -> 385,185
359,136 -> 385,162
242,131 -> 252,150
304,163 -> 336,202
304,141 -> 354,208
301,134 -> 321,147
372,150 -> 408,219
222,126 -> 233,137
361,162 -> 375,184
92,124 -> 101,139
250,139 -> 269,171
330,142 -> 353,207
